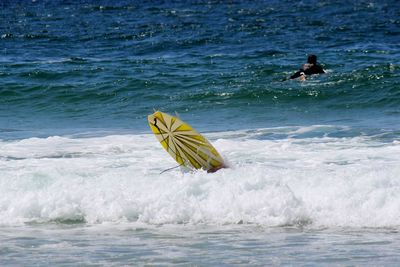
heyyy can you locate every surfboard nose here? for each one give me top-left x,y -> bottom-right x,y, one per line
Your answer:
147,111 -> 160,126
147,113 -> 155,125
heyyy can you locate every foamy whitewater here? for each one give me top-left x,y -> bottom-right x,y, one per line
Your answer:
1,126 -> 399,228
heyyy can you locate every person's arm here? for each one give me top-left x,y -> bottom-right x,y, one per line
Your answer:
290,70 -> 305,79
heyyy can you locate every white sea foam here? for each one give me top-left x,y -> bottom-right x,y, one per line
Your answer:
0,127 -> 399,228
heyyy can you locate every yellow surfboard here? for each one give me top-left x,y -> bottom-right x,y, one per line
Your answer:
148,111 -> 225,172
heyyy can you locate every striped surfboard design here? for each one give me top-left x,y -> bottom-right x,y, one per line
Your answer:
148,111 -> 225,171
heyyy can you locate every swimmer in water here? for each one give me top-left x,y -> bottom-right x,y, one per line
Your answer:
290,54 -> 325,81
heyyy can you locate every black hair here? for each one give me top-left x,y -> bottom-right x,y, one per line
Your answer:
307,54 -> 317,64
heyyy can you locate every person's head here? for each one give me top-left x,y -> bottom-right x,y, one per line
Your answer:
307,54 -> 317,64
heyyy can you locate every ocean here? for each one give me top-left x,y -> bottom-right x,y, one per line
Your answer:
1,0 -> 400,265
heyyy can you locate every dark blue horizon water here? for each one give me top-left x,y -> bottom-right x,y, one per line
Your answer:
1,0 -> 399,139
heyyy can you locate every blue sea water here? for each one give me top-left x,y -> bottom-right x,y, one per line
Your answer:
1,0 -> 400,266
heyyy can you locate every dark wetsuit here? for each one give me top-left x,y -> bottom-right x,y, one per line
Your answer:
290,63 -> 325,79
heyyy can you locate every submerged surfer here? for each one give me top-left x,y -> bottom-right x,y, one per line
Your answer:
290,54 -> 325,81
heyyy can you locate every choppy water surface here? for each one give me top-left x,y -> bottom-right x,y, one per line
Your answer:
1,0 -> 400,265
2,224 -> 400,266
